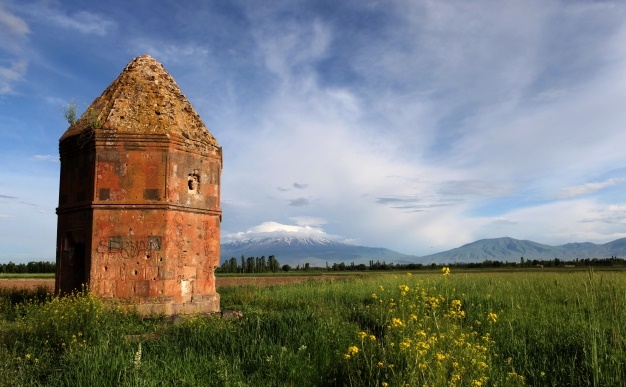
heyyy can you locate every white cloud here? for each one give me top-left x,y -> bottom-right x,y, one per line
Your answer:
222,221 -> 347,242
556,178 -> 624,199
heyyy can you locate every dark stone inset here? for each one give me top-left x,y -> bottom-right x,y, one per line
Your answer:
99,188 -> 110,201
148,236 -> 162,251
144,189 -> 160,201
133,281 -> 150,297
99,151 -> 120,162
109,236 -> 122,252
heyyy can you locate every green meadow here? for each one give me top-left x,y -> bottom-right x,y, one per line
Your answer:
1,269 -> 625,386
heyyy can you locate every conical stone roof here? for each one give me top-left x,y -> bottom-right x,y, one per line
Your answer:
60,55 -> 218,148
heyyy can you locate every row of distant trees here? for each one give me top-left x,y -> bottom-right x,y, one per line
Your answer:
0,261 -> 55,274
5,256 -> 622,275
323,257 -> 626,271
218,256 -> 626,273
218,255 -> 283,273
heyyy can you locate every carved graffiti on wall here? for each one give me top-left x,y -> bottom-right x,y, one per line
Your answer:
96,236 -> 162,260
173,213 -> 189,262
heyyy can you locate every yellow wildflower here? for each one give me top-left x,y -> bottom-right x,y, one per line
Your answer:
441,267 -> 451,276
487,312 -> 498,323
391,317 -> 405,328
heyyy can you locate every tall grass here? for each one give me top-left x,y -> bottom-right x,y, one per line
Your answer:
1,270 -> 625,386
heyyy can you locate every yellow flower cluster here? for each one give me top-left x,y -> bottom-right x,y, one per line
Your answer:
343,277 -> 512,387
344,345 -> 359,360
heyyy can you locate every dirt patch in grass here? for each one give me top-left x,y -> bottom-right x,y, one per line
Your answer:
0,278 -> 54,291
0,275 -> 348,292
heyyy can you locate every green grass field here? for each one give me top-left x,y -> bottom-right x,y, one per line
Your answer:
0,273 -> 55,279
1,269 -> 625,386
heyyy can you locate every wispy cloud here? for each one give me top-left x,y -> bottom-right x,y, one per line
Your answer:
32,154 -> 58,162
293,182 -> 308,189
376,196 -> 455,212
0,4 -> 29,38
438,180 -> 514,197
290,216 -> 327,227
0,214 -> 15,219
0,4 -> 29,94
582,204 -> 626,225
557,178 -> 624,199
0,194 -> 18,200
0,59 -> 28,94
128,39 -> 209,64
30,7 -> 116,36
288,198 -> 310,207
492,218 -> 517,226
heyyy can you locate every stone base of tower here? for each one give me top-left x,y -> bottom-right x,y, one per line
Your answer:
132,293 -> 220,316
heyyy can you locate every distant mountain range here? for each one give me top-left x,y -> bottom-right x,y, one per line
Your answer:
220,237 -> 418,267
220,236 -> 626,267
420,237 -> 626,264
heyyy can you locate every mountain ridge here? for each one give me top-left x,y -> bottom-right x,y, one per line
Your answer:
220,237 -> 418,267
418,236 -> 626,264
220,236 -> 626,267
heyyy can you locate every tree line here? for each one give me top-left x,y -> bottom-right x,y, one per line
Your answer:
322,257 -> 626,271
0,261 -> 56,274
218,255 -> 283,273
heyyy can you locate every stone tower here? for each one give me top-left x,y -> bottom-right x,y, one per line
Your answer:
55,55 -> 221,315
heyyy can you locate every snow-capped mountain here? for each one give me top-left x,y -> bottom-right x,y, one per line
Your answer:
220,237 -> 418,267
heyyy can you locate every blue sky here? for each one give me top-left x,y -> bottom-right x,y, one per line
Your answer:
1,0 -> 626,263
